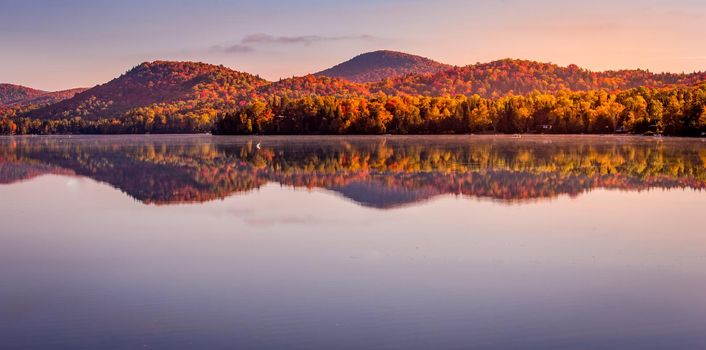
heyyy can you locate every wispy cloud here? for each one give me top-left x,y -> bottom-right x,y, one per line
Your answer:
242,33 -> 376,46
210,44 -> 254,54
210,33 -> 377,54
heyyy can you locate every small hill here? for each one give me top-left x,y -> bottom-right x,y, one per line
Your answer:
370,59 -> 706,97
15,88 -> 88,107
28,61 -> 269,120
1,84 -> 87,107
0,84 -> 47,105
316,50 -> 450,83
1,84 -> 88,119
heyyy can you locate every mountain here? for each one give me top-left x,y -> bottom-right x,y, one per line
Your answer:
316,50 -> 451,83
370,59 -> 706,98
19,56 -> 706,119
5,54 -> 706,135
0,84 -> 86,107
28,61 -> 269,122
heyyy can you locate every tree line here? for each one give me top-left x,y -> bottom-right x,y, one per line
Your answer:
2,84 -> 705,136
214,84 -> 706,136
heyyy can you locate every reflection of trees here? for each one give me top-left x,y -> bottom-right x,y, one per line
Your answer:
1,136 -> 705,207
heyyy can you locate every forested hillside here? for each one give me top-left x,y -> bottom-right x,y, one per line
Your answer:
2,52 -> 706,135
0,84 -> 48,105
0,84 -> 86,108
369,59 -> 706,98
24,61 -> 268,132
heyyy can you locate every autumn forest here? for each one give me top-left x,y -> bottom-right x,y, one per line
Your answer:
1,51 -> 705,136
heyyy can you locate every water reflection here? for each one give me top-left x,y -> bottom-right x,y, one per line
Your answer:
1,135 -> 704,208
3,135 -> 706,350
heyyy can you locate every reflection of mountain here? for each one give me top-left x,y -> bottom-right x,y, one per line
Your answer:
330,181 -> 439,209
0,160 -> 74,185
1,136 -> 705,208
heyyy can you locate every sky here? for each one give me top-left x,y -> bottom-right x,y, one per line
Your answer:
1,0 -> 706,91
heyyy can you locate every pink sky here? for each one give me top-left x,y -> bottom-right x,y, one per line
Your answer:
2,0 -> 705,91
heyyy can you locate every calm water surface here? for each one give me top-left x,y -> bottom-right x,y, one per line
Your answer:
2,135 -> 706,349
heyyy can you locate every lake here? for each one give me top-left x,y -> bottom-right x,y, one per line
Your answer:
2,135 -> 706,349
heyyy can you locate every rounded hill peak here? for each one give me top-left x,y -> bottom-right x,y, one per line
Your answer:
316,50 -> 450,83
